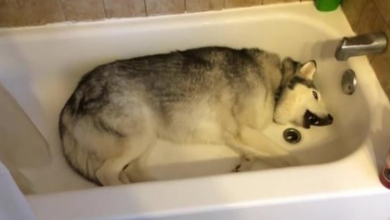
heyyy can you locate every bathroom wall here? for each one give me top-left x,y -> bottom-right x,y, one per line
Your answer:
0,0 -> 312,28
342,0 -> 390,96
1,0 -> 389,96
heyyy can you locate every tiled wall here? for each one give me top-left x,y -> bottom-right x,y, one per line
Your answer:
0,0 -> 311,27
1,0 -> 389,96
342,0 -> 390,96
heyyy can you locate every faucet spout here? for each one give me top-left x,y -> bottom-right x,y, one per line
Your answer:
335,32 -> 388,61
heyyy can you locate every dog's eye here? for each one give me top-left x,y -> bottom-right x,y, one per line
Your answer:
313,91 -> 318,100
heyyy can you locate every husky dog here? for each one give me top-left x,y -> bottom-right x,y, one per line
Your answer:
59,47 -> 333,186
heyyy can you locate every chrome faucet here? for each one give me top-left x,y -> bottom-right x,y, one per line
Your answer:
335,32 -> 388,61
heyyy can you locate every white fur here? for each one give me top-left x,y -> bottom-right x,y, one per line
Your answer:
61,56 -> 331,186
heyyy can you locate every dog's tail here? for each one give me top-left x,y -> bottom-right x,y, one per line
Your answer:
59,107 -> 101,185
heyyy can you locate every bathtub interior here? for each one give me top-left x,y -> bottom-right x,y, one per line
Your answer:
0,11 -> 371,194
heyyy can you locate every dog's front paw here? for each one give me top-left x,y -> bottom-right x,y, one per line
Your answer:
233,164 -> 242,172
233,156 -> 254,173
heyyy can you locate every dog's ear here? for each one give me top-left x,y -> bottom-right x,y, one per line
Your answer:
299,60 -> 316,80
281,57 -> 299,87
281,57 -> 299,77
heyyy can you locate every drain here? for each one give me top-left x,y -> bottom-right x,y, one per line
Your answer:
283,128 -> 301,144
342,69 -> 357,95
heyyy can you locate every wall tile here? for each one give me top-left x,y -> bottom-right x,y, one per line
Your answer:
373,0 -> 390,25
0,0 -> 23,27
145,0 -> 185,16
61,0 -> 106,21
185,0 -> 223,12
357,0 -> 387,34
103,0 -> 146,18
16,0 -> 65,26
0,0 -> 319,28
356,0 -> 388,60
225,0 -> 262,8
341,0 -> 367,31
371,27 -> 390,97
263,0 -> 299,4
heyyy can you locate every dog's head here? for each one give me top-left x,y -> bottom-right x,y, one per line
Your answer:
273,58 -> 333,129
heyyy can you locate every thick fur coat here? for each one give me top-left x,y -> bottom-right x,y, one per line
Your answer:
59,47 -> 332,186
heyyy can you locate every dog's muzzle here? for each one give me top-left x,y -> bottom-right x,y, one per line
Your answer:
303,110 -> 333,129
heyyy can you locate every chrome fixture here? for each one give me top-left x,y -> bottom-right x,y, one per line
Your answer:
335,32 -> 388,61
341,69 -> 357,95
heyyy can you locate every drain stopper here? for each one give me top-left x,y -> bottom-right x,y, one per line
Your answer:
283,128 -> 301,144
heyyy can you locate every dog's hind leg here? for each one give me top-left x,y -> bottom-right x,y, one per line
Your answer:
95,129 -> 156,186
95,103 -> 157,186
119,170 -> 131,184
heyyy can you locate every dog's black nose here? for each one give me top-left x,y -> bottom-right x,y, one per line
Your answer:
327,114 -> 333,124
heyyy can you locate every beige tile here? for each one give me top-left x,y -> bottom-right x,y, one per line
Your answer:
383,87 -> 390,99
370,27 -> 390,94
16,0 -> 65,26
103,0 -> 146,18
341,0 -> 367,31
373,0 -> 390,25
357,0 -> 387,35
356,0 -> 388,60
263,0 -> 299,4
61,0 -> 106,21
185,0 -> 223,12
225,0 -> 262,8
145,0 -> 185,16
0,0 -> 24,27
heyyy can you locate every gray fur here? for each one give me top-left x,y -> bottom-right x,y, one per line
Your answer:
64,47 -> 268,118
59,46 -> 330,185
287,76 -> 316,90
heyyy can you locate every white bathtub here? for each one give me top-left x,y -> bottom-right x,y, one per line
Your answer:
1,2 -> 390,220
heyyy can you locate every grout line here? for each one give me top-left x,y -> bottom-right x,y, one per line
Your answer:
369,54 -> 376,63
101,0 -> 108,18
354,0 -> 369,33
184,0 -> 187,13
223,0 -> 225,9
14,0 -> 21,10
144,0 -> 149,16
13,0 -> 25,26
372,0 -> 388,30
58,0 -> 68,21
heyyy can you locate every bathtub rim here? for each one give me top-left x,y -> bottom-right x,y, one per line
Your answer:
0,2 -> 388,220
